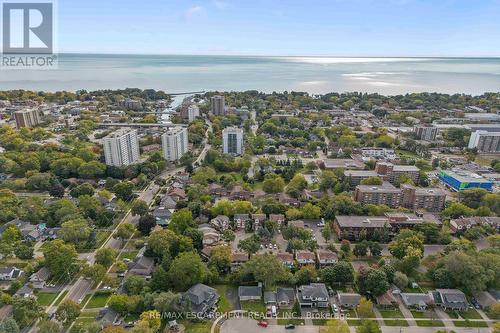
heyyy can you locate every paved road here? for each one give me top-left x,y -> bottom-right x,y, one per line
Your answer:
221,318 -> 319,333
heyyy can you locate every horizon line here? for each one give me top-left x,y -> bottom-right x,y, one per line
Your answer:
56,52 -> 500,59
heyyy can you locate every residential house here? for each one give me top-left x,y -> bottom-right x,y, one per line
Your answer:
168,188 -> 186,202
238,285 -> 262,301
474,291 -> 497,309
251,213 -> 267,229
264,291 -> 277,305
336,293 -> 362,309
231,252 -> 249,270
276,287 -> 296,308
432,289 -> 468,311
269,214 -> 285,227
14,284 -> 34,298
198,224 -> 220,246
152,207 -> 174,227
276,252 -> 294,269
210,215 -> 230,232
229,186 -> 251,200
297,283 -> 329,308
182,283 -> 219,317
208,183 -> 227,197
279,193 -> 301,207
29,267 -> 50,289
449,217 -> 500,234
400,293 -> 433,311
316,250 -> 338,268
160,195 -> 177,209
295,250 -> 316,267
234,214 -> 250,229
0,267 -> 24,281
376,290 -> 397,307
127,248 -> 155,278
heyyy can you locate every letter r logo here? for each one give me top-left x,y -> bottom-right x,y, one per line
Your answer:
2,2 -> 53,54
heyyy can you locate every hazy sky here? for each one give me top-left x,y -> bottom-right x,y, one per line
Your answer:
57,0 -> 500,56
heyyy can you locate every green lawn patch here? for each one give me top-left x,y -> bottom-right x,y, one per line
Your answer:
118,250 -> 139,261
240,300 -> 266,314
70,317 -> 95,333
79,311 -> 99,318
410,310 -> 433,319
35,292 -> 59,306
415,319 -> 445,327
214,285 -> 235,313
347,319 -> 377,326
453,320 -> 488,327
445,309 -> 459,319
181,320 -> 213,333
384,319 -> 409,326
53,290 -> 69,306
124,313 -> 140,323
459,309 -> 482,320
84,291 -> 112,309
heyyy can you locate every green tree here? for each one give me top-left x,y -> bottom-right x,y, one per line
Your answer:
238,235 -> 260,256
113,181 -> 135,201
240,253 -> 289,287
131,199 -> 149,217
55,300 -> 81,325
357,267 -> 389,297
115,223 -> 135,241
356,320 -> 381,333
393,271 -> 408,289
167,252 -> 207,291
12,297 -> 42,328
321,261 -> 354,285
357,298 -> 374,318
37,320 -> 61,333
319,320 -> 349,333
168,208 -> 195,234
43,240 -> 79,281
294,265 -> 318,285
209,245 -> 232,274
95,248 -> 117,268
0,317 -> 20,333
388,229 -> 424,259
360,177 -> 383,186
108,295 -> 129,315
262,174 -> 285,193
59,218 -> 91,246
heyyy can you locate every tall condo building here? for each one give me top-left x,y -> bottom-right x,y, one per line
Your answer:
211,95 -> 225,115
468,130 -> 500,152
414,125 -> 438,141
188,105 -> 200,123
222,127 -> 244,155
161,127 -> 189,161
14,109 -> 41,128
103,128 -> 140,166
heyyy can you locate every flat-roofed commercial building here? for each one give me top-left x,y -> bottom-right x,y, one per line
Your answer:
344,170 -> 378,186
438,170 -> 493,192
103,128 -> 140,166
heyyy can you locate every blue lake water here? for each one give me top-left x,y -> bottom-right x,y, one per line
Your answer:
1,54 -> 500,95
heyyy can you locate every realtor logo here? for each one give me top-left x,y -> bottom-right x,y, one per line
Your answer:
2,2 -> 53,54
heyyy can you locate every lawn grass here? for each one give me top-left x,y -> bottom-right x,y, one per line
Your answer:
415,319 -> 445,327
53,290 -> 69,306
240,300 -> 266,314
117,250 -> 139,261
383,319 -> 409,326
70,317 -> 95,333
459,309 -> 482,320
214,285 -> 235,313
79,311 -> 99,318
84,291 -> 112,309
181,320 -> 213,333
35,292 -> 59,306
410,310 -> 433,319
445,309 -> 460,319
379,308 -> 408,326
347,319 -> 377,326
453,320 -> 488,327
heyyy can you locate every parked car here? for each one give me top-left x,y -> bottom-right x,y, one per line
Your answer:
257,321 -> 268,327
332,304 -> 339,313
285,324 -> 295,329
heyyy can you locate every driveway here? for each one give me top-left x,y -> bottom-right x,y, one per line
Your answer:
220,318 -> 319,333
